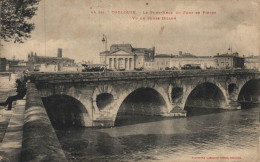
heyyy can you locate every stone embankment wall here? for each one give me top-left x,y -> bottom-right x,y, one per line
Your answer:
21,83 -> 67,162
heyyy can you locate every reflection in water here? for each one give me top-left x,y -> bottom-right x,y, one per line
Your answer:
55,103 -> 259,161
115,87 -> 167,126
238,79 -> 260,102
185,82 -> 226,109
42,95 -> 90,127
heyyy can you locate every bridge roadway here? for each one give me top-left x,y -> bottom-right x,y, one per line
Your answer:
28,69 -> 260,127
30,69 -> 258,83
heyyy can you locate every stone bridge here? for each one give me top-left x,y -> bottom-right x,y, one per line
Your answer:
29,69 -> 260,127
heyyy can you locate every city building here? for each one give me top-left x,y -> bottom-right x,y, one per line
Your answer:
3,57 -> 28,72
0,58 -> 7,72
170,52 -> 216,70
153,54 -> 171,70
27,48 -> 77,72
0,57 -> 29,72
214,52 -> 244,69
100,44 -> 246,71
244,55 -> 260,70
8,60 -> 28,72
147,51 -> 217,70
99,44 -> 155,70
144,60 -> 157,70
99,51 -> 109,65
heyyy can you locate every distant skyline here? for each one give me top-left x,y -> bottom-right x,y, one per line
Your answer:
0,0 -> 259,63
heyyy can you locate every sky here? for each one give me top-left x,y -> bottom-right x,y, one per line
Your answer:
0,0 -> 259,63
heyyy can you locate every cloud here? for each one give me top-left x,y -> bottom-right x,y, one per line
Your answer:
1,0 -> 259,62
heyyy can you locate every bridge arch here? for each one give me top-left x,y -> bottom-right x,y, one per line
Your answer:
237,79 -> 260,103
113,86 -> 170,125
42,94 -> 91,127
183,82 -> 228,113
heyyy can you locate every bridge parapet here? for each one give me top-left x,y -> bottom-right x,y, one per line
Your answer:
22,83 -> 67,161
29,69 -> 259,83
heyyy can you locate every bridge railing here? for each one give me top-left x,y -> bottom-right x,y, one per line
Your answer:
28,69 -> 259,83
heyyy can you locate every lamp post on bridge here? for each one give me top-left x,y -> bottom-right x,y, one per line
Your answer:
102,34 -> 108,73
91,97 -> 94,128
102,34 -> 107,51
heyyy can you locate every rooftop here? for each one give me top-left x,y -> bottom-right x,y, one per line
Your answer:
100,44 -> 154,56
155,54 -> 172,58
34,56 -> 74,61
214,52 -> 242,58
155,53 -> 212,58
110,44 -> 132,48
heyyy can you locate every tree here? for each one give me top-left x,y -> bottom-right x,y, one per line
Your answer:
0,0 -> 40,44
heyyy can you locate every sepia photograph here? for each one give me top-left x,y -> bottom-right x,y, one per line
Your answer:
0,0 -> 259,161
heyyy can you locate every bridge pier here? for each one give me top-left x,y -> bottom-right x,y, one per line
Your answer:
92,119 -> 115,127
92,107 -> 116,127
161,106 -> 187,117
224,101 -> 241,110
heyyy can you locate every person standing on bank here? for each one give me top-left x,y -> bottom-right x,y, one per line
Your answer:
0,79 -> 26,110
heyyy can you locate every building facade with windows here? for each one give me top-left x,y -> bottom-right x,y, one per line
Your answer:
0,58 -> 7,72
27,48 -> 77,72
170,56 -> 216,69
153,54 -> 171,70
0,58 -> 28,72
146,51 -> 217,70
101,46 -> 245,71
100,44 -> 155,70
214,52 -> 244,69
244,55 -> 260,70
144,60 -> 157,70
7,59 -> 28,72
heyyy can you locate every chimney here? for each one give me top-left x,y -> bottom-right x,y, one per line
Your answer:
31,51 -> 33,57
58,48 -> 62,57
179,51 -> 182,56
152,46 -> 155,58
217,53 -> 219,56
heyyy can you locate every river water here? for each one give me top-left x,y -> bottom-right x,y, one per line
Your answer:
55,104 -> 259,162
